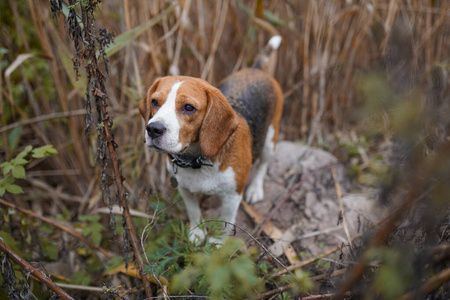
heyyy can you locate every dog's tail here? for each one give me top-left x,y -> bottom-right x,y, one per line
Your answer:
252,35 -> 282,76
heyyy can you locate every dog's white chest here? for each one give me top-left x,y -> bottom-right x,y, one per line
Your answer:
167,159 -> 237,195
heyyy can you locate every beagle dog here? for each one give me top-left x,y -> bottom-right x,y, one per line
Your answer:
139,36 -> 283,243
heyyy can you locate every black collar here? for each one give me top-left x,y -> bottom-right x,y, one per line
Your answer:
168,153 -> 213,172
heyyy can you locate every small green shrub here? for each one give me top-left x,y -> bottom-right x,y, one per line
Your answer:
171,238 -> 261,300
0,145 -> 58,196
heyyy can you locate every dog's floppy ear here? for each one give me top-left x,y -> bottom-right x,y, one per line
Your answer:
199,86 -> 239,158
139,78 -> 161,125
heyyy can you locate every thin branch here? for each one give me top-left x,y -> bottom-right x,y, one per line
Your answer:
334,182 -> 432,298
257,270 -> 347,299
0,198 -> 114,259
194,220 -> 293,277
0,240 -> 74,300
399,267 -> 450,300
0,109 -> 86,133
331,165 -> 353,248
200,0 -> 229,80
100,91 -> 153,296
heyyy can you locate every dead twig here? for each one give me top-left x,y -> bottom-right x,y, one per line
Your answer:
274,242 -> 353,277
201,0 -> 229,80
195,220 -> 294,277
0,109 -> 86,133
0,198 -> 114,259
334,181 -> 433,298
398,267 -> 450,300
257,269 -> 347,300
331,165 -> 353,248
0,240 -> 75,300
29,179 -> 84,203
50,2 -> 156,297
241,201 -> 297,264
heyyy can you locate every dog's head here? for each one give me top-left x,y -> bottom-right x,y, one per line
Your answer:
139,76 -> 239,158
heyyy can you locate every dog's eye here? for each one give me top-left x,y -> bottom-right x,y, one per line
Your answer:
182,104 -> 196,114
151,99 -> 159,108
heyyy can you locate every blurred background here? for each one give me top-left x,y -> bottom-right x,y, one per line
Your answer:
1,0 -> 448,199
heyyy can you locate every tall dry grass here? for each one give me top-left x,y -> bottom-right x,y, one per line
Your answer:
1,0 -> 449,209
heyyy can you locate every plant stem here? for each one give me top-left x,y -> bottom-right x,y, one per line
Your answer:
0,240 -> 74,300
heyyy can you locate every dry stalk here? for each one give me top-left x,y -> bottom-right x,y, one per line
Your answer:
0,109 -> 87,134
335,192 -> 427,298
0,240 -> 75,300
29,0 -> 90,186
334,139 -> 450,299
331,165 -> 353,248
201,0 -> 230,80
170,0 -> 192,75
49,2 -> 155,297
273,200 -> 414,278
398,267 -> 450,300
98,48 -> 154,300
0,197 -> 114,259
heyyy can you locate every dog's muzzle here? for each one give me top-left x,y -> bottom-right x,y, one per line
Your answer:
146,122 -> 166,139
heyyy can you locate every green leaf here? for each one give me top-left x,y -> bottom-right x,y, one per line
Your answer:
80,215 -> 104,245
5,184 -> 23,194
32,145 -> 58,159
11,165 -> 26,179
290,269 -> 313,295
39,223 -> 54,234
16,145 -> 33,160
0,48 -> 9,55
90,230 -> 102,245
79,214 -> 101,222
8,126 -> 22,154
1,162 -> 13,177
104,3 -> 177,57
40,239 -> 59,260
0,177 -> 15,196
171,267 -> 199,293
11,157 -> 29,166
72,269 -> 92,286
0,231 -> 22,256
104,257 -> 124,274
0,177 -> 15,187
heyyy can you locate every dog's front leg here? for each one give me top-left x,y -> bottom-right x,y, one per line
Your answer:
179,187 -> 205,243
209,193 -> 242,245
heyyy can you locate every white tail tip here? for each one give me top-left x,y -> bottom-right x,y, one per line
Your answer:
268,35 -> 282,50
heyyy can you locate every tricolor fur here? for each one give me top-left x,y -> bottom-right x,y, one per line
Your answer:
139,36 -> 283,243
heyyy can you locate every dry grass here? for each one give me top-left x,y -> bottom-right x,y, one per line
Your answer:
0,0 -> 448,222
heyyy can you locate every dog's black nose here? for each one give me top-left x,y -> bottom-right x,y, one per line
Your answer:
146,122 -> 166,139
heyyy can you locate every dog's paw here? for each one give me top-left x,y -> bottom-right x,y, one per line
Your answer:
245,183 -> 265,204
208,236 -> 225,246
189,227 -> 206,244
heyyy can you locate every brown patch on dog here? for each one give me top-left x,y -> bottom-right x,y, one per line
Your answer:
199,86 -> 239,158
216,117 -> 252,194
139,78 -> 161,126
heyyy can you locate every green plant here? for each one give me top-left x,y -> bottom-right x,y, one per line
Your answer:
0,145 -> 58,196
146,219 -> 220,278
171,238 -> 261,299
366,247 -> 414,299
78,214 -> 105,245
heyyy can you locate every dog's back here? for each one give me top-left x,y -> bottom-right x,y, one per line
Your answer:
218,69 -> 282,162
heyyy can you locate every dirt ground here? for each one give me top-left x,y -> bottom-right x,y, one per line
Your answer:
203,141 -> 388,261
